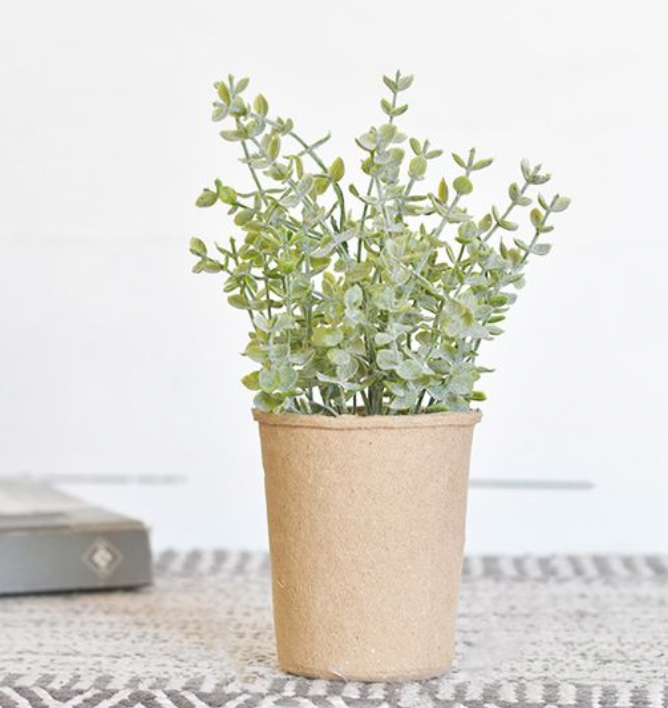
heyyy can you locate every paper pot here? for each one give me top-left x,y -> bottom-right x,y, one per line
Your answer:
253,409 -> 482,682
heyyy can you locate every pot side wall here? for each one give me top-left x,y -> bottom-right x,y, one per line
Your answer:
255,411 -> 481,682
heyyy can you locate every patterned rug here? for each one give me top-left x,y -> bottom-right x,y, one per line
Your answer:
0,551 -> 666,707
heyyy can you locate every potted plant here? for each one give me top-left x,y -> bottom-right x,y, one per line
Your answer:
190,71 -> 570,681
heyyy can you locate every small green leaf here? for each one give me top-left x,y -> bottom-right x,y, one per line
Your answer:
380,98 -> 394,116
382,75 -> 398,92
202,259 -> 222,273
234,209 -> 255,226
277,255 -> 296,274
346,261 -> 373,282
228,96 -> 247,117
189,237 -> 207,256
521,158 -> 533,181
552,195 -> 571,212
457,221 -> 478,242
471,157 -> 493,171
389,390 -> 418,410
259,367 -> 280,393
294,155 -> 304,179
196,189 -> 218,207
216,82 -> 231,105
253,391 -> 282,412
409,137 -> 421,155
227,294 -> 247,309
531,243 -> 552,256
312,326 -> 344,348
336,358 -> 358,380
530,208 -> 544,228
312,176 -> 329,196
396,74 -> 414,91
268,134 -> 281,160
215,181 -> 237,205
211,103 -> 228,121
356,131 -> 377,151
499,219 -> 518,231
377,349 -> 400,370
374,332 -> 395,346
452,153 -> 467,168
344,284 -> 363,308
478,213 -> 493,232
234,77 -> 250,94
329,157 -> 345,182
220,129 -> 246,142
277,364 -> 298,392
377,124 -> 398,145
327,348 -> 351,366
242,371 -> 261,390
453,175 -> 473,195
408,155 -> 427,180
396,359 -> 425,380
437,178 -> 449,203
253,93 -> 269,116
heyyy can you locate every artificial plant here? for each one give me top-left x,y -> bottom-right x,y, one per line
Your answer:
190,71 -> 570,415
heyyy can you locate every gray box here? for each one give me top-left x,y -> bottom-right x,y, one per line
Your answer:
0,478 -> 152,594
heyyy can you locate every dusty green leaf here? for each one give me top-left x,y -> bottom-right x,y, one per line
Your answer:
216,82 -> 231,105
241,371 -> 261,390
408,155 -> 427,180
377,349 -> 400,370
471,157 -> 493,171
312,326 -> 344,348
437,178 -> 449,203
453,175 -> 473,195
452,153 -> 467,168
552,195 -> 571,212
196,189 -> 218,207
268,134 -> 281,160
235,77 -> 250,94
329,157 -> 345,182
396,74 -> 414,91
530,208 -> 544,228
253,94 -> 269,116
189,237 -> 207,256
396,359 -> 425,380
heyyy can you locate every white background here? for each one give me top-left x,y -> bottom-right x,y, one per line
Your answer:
1,0 -> 666,553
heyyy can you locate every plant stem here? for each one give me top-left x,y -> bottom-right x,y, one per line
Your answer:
469,203 -> 554,358
282,128 -> 347,232
236,120 -> 267,206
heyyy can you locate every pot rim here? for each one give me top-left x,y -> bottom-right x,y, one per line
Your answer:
252,409 -> 482,430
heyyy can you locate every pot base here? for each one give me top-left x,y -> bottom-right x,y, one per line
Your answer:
279,661 -> 453,683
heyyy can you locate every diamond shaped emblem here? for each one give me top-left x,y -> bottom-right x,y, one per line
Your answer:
83,538 -> 123,578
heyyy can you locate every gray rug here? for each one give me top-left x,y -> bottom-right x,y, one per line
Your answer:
0,551 -> 666,707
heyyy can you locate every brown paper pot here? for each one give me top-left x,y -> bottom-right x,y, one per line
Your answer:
253,409 -> 482,682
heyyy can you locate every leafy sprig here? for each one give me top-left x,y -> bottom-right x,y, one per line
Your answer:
190,71 -> 570,415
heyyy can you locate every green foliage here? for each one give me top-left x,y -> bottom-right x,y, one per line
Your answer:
191,71 -> 571,416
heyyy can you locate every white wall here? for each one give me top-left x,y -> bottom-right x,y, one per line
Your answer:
1,0 -> 666,552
